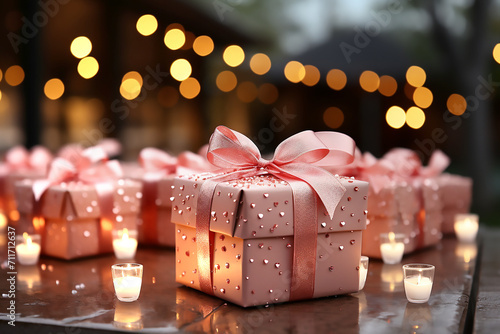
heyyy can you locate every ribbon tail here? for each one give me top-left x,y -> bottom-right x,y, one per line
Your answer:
32,180 -> 51,202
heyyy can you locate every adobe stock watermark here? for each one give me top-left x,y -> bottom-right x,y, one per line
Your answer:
213,0 -> 249,21
251,106 -> 296,152
339,0 -> 406,64
8,0 -> 70,54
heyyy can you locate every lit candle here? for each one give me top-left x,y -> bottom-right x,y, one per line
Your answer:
359,256 -> 369,290
454,214 -> 479,243
16,233 -> 41,265
112,263 -> 143,302
380,232 -> 405,264
112,228 -> 138,259
403,264 -> 434,303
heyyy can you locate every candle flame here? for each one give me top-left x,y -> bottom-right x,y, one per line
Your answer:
388,232 -> 395,243
23,232 -> 32,246
122,228 -> 129,241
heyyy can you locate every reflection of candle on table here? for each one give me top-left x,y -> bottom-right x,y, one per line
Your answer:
16,233 -> 41,265
403,264 -> 434,303
454,214 -> 479,243
113,228 -> 138,259
380,232 -> 404,264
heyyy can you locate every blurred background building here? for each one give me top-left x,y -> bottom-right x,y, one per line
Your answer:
0,0 -> 499,222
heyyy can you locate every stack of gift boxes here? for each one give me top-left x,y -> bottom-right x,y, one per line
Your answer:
1,126 -> 472,307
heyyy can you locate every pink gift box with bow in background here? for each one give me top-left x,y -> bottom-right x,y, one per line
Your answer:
123,146 -> 216,247
0,146 -> 53,227
171,126 -> 368,307
14,146 -> 141,260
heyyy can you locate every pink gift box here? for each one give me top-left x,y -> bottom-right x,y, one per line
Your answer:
15,178 -> 141,260
172,173 -> 368,307
361,181 -> 420,259
436,173 -> 473,234
0,146 -> 53,225
124,148 -> 216,247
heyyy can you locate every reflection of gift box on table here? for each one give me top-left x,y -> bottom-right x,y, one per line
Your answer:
361,181 -> 420,259
172,173 -> 368,307
15,178 -> 141,260
437,173 -> 472,234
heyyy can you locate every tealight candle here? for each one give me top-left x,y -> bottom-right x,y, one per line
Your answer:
359,256 -> 369,290
112,228 -> 138,259
112,263 -> 143,302
454,214 -> 479,243
380,232 -> 405,264
403,264 -> 434,303
16,233 -> 41,265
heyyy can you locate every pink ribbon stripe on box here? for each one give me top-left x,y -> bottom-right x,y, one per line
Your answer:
195,126 -> 355,300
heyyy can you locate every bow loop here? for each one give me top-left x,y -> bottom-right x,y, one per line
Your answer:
139,148 -> 177,174
207,126 -> 261,168
273,130 -> 329,165
33,158 -> 78,201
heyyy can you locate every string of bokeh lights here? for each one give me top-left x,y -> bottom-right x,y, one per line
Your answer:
0,13 -> 499,131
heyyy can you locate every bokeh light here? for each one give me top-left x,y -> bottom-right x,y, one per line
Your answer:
236,81 -> 258,103
406,106 -> 426,129
359,70 -> 380,92
323,107 -> 344,129
136,14 -> 158,36
0,69 -> 3,82
120,79 -> 141,100
77,57 -> 99,79
164,28 -> 185,50
122,71 -> 143,86
70,36 -> 92,59
406,66 -> 426,87
44,78 -> 65,100
216,71 -> 237,92
180,31 -> 195,50
5,65 -> 25,86
493,43 -> 500,64
386,106 -> 406,129
302,65 -> 320,87
447,93 -> 467,116
413,86 -> 433,108
284,61 -> 305,83
326,69 -> 347,91
170,59 -> 192,81
378,75 -> 398,97
223,45 -> 245,67
179,77 -> 201,99
258,83 -> 279,104
193,35 -> 214,56
249,53 -> 271,75
157,86 -> 179,108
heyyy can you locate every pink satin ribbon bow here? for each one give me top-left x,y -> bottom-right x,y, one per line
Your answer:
4,145 -> 53,173
195,126 -> 355,300
382,148 -> 450,179
32,146 -> 122,201
207,126 -> 355,218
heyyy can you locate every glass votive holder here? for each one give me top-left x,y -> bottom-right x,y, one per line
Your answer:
403,264 -> 435,303
15,233 -> 41,265
380,232 -> 405,264
112,228 -> 138,259
454,214 -> 479,243
359,256 -> 369,290
111,263 -> 143,302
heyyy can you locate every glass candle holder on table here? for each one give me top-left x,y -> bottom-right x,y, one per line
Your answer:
112,263 -> 143,302
454,214 -> 479,243
380,232 -> 405,264
16,233 -> 41,265
403,264 -> 435,304
112,228 -> 138,259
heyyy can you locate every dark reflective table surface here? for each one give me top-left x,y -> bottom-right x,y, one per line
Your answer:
0,233 -> 479,333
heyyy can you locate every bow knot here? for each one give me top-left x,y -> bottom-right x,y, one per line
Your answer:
257,158 -> 272,169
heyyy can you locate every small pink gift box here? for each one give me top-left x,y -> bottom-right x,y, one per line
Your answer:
171,126 -> 368,307
14,148 -> 141,260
